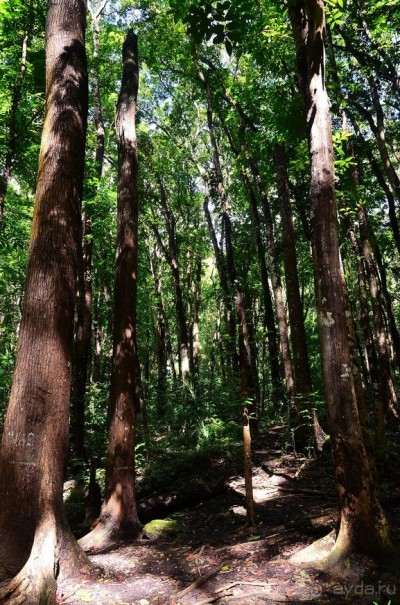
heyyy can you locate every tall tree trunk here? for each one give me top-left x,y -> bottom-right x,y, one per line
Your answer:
192,256 -> 202,380
205,65 -> 282,403
152,183 -> 190,385
193,50 -> 256,521
357,205 -> 397,442
239,141 -> 283,403
80,30 -> 141,553
150,249 -> 168,414
72,0 -> 107,458
345,218 -> 382,423
368,225 -> 400,370
0,1 -> 90,601
203,193 -> 238,369
289,0 -> 391,561
223,122 -> 281,409
0,12 -> 32,226
275,142 -> 313,410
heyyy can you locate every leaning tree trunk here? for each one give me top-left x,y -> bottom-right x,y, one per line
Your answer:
0,1 -> 90,602
289,0 -> 391,562
80,30 -> 141,554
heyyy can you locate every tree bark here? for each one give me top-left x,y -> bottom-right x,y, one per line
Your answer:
0,0 -> 90,601
72,1 -> 107,459
289,0 -> 391,561
80,30 -> 141,553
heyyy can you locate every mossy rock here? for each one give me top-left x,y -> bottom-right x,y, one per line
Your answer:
143,518 -> 180,537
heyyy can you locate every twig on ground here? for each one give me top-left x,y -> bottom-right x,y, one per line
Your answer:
215,580 -> 277,592
175,559 -> 230,599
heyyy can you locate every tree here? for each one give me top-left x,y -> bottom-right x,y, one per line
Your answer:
80,30 -> 141,553
289,0 -> 391,562
0,0 -> 90,601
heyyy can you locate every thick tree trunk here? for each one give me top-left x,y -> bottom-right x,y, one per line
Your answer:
0,0 -> 90,601
289,0 -> 391,561
80,30 -> 141,553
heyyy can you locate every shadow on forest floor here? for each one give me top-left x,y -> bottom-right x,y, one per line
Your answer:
59,426 -> 400,605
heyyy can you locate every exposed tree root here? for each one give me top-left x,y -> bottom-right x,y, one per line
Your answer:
79,518 -> 141,555
0,559 -> 57,605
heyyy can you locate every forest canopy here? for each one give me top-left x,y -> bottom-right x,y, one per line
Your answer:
0,0 -> 399,603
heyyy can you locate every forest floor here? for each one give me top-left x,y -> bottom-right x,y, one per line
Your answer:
59,426 -> 400,605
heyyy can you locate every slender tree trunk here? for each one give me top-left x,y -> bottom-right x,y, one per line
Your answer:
345,218 -> 382,420
150,250 -> 168,413
289,0 -> 391,561
240,142 -> 283,402
203,194 -> 238,368
193,50 -> 256,521
72,1 -> 107,458
275,142 -> 313,409
0,18 -> 31,226
80,30 -> 141,553
192,256 -> 202,380
357,205 -> 397,442
0,1 -> 90,601
368,225 -> 400,370
223,122 -> 281,409
204,65 -> 282,402
152,184 -> 190,385
259,179 -> 295,410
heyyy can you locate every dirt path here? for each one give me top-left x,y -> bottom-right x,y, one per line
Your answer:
57,427 -> 400,605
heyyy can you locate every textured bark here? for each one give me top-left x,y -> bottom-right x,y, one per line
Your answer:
0,0 -> 90,600
289,0 -> 391,560
80,31 -> 141,553
72,2 -> 107,459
